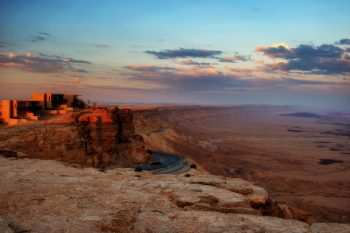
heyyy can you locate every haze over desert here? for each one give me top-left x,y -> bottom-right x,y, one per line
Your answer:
134,105 -> 350,223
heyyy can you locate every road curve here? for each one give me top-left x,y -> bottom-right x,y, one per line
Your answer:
136,151 -> 190,174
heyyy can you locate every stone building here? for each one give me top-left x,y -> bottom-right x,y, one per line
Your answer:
0,92 -> 84,125
0,100 -> 42,125
31,93 -> 80,110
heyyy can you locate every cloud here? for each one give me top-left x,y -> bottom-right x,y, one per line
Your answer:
0,52 -> 64,72
66,58 -> 92,64
256,42 -> 294,59
93,44 -> 109,48
38,32 -> 51,37
218,55 -> 248,63
122,62 -> 346,94
145,48 -> 222,59
0,41 -> 14,48
125,64 -> 176,72
29,32 -> 51,43
29,35 -> 46,42
336,38 -> 350,45
0,52 -> 91,73
257,42 -> 350,74
38,53 -> 91,64
294,44 -> 343,59
138,71 -> 249,91
283,78 -> 335,85
179,60 -> 212,66
123,64 -> 248,90
268,58 -> 350,75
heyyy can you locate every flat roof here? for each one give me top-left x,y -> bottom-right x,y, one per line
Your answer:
32,92 -> 80,96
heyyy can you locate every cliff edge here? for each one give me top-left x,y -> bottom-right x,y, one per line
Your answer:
1,157 -> 349,233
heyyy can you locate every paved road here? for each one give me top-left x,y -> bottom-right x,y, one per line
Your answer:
137,151 -> 189,174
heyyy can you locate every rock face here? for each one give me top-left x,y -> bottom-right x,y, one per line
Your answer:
112,107 -> 135,143
1,157 -> 349,233
0,107 -> 151,168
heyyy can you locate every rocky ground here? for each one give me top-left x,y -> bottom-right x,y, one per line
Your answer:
1,105 -> 350,232
1,156 -> 350,233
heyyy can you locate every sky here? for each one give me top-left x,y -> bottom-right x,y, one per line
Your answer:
0,0 -> 349,110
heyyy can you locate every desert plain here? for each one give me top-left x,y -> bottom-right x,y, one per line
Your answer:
134,105 -> 350,223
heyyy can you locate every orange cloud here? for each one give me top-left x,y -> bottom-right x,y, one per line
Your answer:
176,66 -> 221,77
0,52 -> 91,73
256,42 -> 293,59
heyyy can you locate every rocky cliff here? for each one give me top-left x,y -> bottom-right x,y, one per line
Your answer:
0,157 -> 349,233
0,107 -> 151,168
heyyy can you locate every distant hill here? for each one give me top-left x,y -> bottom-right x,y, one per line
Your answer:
280,112 -> 320,118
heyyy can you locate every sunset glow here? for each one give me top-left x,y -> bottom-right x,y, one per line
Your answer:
0,0 -> 349,109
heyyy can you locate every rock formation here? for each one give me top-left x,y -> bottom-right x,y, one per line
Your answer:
0,107 -> 151,168
112,107 -> 135,143
0,157 -> 349,233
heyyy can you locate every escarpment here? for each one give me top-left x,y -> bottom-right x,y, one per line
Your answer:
0,107 -> 151,168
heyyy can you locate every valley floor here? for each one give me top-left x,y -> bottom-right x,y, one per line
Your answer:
134,105 -> 350,223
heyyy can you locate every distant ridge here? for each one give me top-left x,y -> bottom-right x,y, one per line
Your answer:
280,112 -> 320,118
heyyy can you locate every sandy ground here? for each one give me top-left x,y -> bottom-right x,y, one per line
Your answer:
134,105 -> 350,223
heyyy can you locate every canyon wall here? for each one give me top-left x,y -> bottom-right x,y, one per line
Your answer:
0,107 -> 151,168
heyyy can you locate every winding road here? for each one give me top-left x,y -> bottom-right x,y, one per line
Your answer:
137,151 -> 190,174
